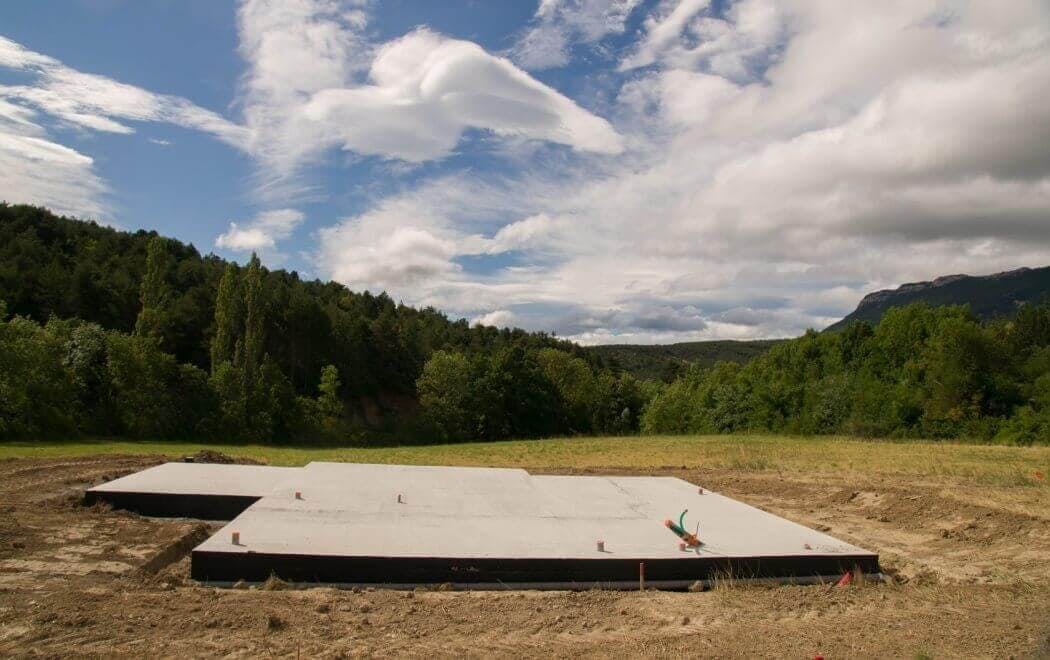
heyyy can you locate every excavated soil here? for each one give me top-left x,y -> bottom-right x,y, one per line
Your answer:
0,455 -> 1047,658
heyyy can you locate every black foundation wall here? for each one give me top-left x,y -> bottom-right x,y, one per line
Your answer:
84,491 -> 260,521
191,550 -> 880,585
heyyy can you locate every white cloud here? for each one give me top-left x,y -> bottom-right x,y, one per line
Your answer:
620,0 -> 710,70
303,27 -> 625,161
0,94 -> 106,219
236,0 -> 624,196
472,309 -> 518,328
0,130 -> 108,218
512,0 -> 643,70
619,0 -> 786,78
215,208 -> 305,252
464,213 -> 562,255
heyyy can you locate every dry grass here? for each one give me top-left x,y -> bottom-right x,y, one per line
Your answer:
2,434 -> 1047,489
8,434 -> 1047,526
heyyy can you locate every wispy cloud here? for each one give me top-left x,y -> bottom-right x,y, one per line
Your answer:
0,34 -> 250,219
0,36 -> 250,147
511,0 -> 643,70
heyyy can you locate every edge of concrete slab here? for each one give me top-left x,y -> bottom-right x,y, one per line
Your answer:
83,490 -> 260,521
196,574 -> 886,591
190,549 -> 880,587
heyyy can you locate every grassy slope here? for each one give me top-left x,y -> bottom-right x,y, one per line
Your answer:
3,435 -> 1047,488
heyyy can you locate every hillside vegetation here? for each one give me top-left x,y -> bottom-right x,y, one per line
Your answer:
643,303 -> 1050,444
586,339 -> 781,381
0,204 -> 642,443
2,204 -> 1049,446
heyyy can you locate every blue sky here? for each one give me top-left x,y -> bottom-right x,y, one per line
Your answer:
2,1 -> 1049,343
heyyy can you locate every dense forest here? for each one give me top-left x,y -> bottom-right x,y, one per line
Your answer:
0,204 -> 643,443
1,204 -> 1047,445
643,302 -> 1050,445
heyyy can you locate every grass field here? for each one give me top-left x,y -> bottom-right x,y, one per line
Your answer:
3,434 -> 1048,488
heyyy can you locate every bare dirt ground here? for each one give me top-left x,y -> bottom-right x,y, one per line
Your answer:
0,455 -> 1047,658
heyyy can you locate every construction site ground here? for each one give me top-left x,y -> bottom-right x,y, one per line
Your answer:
1,451 -> 1048,658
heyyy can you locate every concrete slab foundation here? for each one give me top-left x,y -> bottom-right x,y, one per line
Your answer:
87,461 -> 879,588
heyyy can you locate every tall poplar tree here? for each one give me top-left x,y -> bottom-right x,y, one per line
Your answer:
133,236 -> 172,344
210,263 -> 242,372
242,253 -> 265,376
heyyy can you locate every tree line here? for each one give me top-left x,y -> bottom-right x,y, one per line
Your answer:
2,204 -> 1046,445
0,204 -> 642,443
642,302 -> 1050,445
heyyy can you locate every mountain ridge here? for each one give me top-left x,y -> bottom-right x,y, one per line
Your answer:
827,266 -> 1050,331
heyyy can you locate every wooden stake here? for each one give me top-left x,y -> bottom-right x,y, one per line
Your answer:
639,562 -> 645,591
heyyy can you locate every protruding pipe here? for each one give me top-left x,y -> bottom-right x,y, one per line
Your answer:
231,531 -> 240,545
665,518 -> 701,547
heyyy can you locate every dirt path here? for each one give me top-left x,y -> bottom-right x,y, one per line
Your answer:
0,456 -> 1047,658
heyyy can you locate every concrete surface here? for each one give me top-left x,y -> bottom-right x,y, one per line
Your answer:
87,462 -> 298,498
89,462 -> 879,586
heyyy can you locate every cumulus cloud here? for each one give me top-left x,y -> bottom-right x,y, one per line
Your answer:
303,28 -> 625,162
472,309 -> 518,328
237,0 -> 624,197
215,208 -> 305,252
466,213 -> 563,255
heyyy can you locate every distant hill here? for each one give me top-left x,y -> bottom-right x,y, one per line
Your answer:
586,339 -> 783,382
826,266 -> 1050,331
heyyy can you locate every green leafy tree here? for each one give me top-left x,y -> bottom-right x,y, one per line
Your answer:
0,307 -> 77,436
417,351 -> 473,440
536,348 -> 597,433
64,323 -> 116,434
